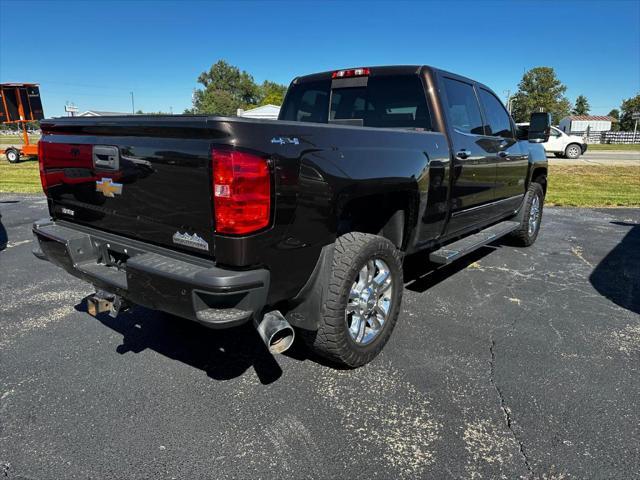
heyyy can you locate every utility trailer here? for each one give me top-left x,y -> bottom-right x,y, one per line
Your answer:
0,83 -> 45,163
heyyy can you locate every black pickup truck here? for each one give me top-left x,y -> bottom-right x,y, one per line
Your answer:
33,65 -> 550,367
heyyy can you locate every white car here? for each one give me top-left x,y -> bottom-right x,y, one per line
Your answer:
517,123 -> 587,159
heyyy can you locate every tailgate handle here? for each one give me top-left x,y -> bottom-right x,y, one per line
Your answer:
93,145 -> 120,170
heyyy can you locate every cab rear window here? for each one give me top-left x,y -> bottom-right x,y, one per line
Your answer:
280,75 -> 432,130
279,80 -> 331,123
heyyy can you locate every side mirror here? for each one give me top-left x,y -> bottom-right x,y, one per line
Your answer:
528,112 -> 551,143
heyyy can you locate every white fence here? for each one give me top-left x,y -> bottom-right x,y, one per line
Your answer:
573,131 -> 640,144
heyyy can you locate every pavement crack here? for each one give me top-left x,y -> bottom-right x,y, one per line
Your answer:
1,461 -> 10,478
489,339 -> 533,478
570,246 -> 593,268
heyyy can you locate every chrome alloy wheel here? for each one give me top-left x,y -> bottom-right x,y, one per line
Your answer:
528,194 -> 541,236
345,258 -> 393,345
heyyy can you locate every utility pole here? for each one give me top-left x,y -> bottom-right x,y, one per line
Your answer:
130,91 -> 135,114
632,112 -> 640,142
504,89 -> 512,113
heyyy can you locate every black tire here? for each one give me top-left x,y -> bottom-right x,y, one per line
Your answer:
305,232 -> 403,368
510,181 -> 545,247
5,148 -> 20,163
565,143 -> 582,159
553,152 -> 565,158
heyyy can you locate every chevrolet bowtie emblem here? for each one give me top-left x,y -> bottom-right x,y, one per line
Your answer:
96,177 -> 123,197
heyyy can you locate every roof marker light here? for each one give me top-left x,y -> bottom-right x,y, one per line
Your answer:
331,68 -> 371,79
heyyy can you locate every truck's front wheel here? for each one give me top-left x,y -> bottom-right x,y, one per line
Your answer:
510,181 -> 545,247
305,232 -> 403,368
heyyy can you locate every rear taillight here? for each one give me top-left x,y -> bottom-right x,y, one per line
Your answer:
37,140 -> 48,193
38,141 -> 94,193
212,148 -> 271,235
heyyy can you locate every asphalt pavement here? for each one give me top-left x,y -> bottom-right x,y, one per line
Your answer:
582,150 -> 639,161
548,150 -> 640,166
0,195 -> 638,479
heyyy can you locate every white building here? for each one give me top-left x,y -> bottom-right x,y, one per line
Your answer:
559,115 -> 615,134
237,104 -> 280,120
78,110 -> 130,117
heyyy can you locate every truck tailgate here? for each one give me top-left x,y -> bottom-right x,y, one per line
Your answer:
39,117 -> 216,257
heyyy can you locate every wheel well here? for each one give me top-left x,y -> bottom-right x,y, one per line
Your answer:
566,142 -> 581,151
336,191 -> 416,250
532,167 -> 548,194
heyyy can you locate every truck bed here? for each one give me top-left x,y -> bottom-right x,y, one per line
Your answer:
39,114 -> 449,263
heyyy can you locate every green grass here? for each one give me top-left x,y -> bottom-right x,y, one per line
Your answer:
0,134 -> 41,144
587,143 -> 640,151
0,157 -> 42,193
2,157 -> 639,206
547,165 -> 640,207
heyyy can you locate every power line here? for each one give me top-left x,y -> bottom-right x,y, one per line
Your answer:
17,80 -> 181,99
33,80 -> 133,91
37,90 -> 183,100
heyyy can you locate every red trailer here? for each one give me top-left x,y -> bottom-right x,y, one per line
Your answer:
1,83 -> 45,163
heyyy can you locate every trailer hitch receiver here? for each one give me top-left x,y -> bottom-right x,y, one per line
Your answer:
87,290 -> 128,318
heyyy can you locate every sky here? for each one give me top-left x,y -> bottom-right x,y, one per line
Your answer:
1,0 -> 638,118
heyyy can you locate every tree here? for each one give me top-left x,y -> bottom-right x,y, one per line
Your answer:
135,109 -> 171,115
572,95 -> 590,115
608,108 -> 620,131
188,60 -> 288,115
510,67 -> 572,124
618,93 -> 640,131
258,80 -> 288,106
191,89 -> 239,116
190,60 -> 260,115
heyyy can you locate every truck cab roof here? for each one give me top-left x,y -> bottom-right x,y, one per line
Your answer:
292,64 -> 482,87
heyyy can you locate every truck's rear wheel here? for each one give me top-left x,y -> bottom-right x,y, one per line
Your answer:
305,232 -> 403,368
565,143 -> 582,159
510,181 -> 545,247
5,148 -> 20,163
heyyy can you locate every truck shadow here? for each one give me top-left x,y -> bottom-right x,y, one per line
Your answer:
0,216 -> 7,251
403,245 -> 497,292
589,222 -> 640,314
72,243 -> 507,382
75,298 -> 285,385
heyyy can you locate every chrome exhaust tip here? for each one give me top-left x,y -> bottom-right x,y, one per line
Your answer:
256,310 -> 295,354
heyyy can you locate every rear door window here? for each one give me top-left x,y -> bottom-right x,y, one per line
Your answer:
442,77 -> 484,135
478,88 -> 513,138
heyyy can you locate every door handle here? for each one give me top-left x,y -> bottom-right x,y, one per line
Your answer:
498,151 -> 509,158
456,149 -> 471,160
93,145 -> 120,170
